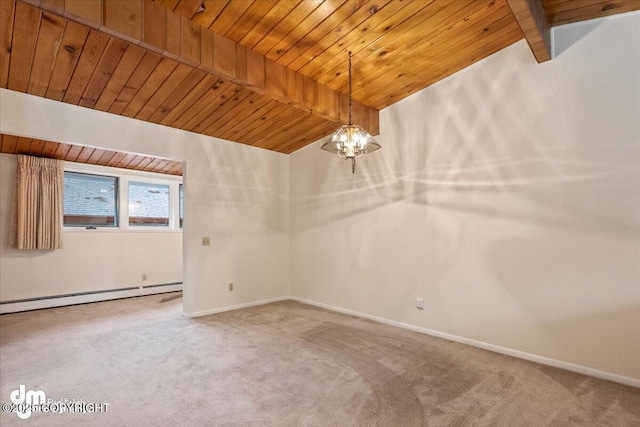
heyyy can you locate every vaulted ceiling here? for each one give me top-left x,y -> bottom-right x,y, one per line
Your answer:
1,0 -> 638,169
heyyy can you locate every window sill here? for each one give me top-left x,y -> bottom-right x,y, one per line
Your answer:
63,227 -> 183,233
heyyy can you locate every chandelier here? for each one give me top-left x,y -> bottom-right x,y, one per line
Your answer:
321,52 -> 380,173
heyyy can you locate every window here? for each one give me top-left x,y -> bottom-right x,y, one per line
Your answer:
128,182 -> 170,227
64,172 -> 118,227
179,184 -> 184,228
63,163 -> 181,231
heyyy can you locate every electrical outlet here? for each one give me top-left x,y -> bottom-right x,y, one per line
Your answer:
416,297 -> 424,310
228,282 -> 234,292
139,286 -> 144,294
202,237 -> 211,246
142,274 -> 147,281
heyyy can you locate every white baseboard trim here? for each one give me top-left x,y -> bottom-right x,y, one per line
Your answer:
5,290 -> 636,388
182,296 -> 289,318
289,296 -> 640,389
0,284 -> 183,314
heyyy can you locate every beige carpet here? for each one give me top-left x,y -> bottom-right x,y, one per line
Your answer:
0,294 -> 638,426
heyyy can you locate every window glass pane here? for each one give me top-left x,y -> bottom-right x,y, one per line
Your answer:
64,172 -> 118,227
129,182 -> 170,227
179,184 -> 184,228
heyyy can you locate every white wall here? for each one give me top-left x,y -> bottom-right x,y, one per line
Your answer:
0,89 -> 290,314
0,153 -> 182,301
290,12 -> 640,381
1,10 -> 638,382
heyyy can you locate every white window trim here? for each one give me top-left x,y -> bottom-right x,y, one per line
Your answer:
63,161 -> 183,233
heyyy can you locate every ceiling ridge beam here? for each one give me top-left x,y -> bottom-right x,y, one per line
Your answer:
506,0 -> 551,63
25,0 -> 380,135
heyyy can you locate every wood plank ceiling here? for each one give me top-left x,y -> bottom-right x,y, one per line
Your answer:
542,0 -> 640,25
0,133 -> 183,175
1,0 -> 638,173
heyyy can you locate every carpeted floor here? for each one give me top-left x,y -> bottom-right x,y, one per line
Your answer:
0,294 -> 638,426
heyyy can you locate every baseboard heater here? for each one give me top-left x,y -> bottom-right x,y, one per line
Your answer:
0,282 -> 183,314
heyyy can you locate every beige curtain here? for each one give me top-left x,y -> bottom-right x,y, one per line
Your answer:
12,155 -> 64,250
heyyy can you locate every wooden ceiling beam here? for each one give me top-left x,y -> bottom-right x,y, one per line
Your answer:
506,0 -> 551,63
24,0 -> 379,135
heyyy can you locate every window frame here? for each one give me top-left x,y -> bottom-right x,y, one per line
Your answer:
127,180 -> 172,228
179,183 -> 184,229
63,162 -> 182,233
63,171 -> 119,228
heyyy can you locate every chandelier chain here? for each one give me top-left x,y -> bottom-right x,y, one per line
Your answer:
348,51 -> 352,125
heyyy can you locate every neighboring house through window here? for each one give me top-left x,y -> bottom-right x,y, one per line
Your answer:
64,172 -> 118,227
63,164 -> 182,230
128,182 -> 170,227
